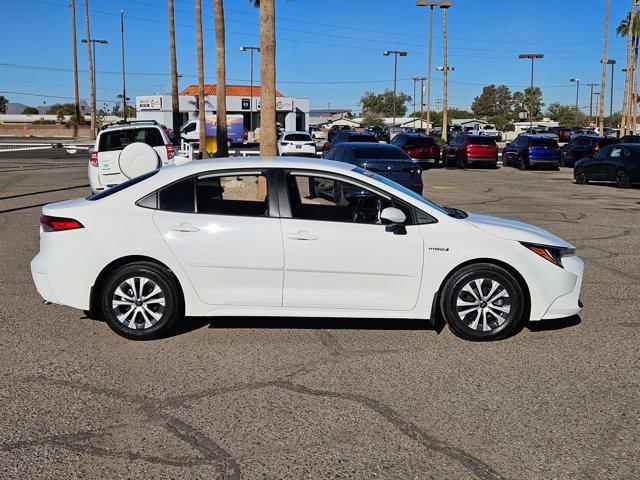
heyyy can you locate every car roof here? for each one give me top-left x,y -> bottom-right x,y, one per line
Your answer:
522,134 -> 556,139
341,142 -> 397,149
282,130 -> 311,135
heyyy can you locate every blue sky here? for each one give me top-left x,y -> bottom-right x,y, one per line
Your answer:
1,0 -> 634,114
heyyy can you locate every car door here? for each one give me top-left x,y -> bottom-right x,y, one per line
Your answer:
584,146 -> 610,180
152,170 -> 284,306
602,146 -> 626,181
279,170 -> 424,311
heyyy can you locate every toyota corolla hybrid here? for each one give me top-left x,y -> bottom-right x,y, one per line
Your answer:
31,158 -> 584,341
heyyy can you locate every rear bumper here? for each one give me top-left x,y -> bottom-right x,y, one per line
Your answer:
467,157 -> 498,163
530,157 -> 560,165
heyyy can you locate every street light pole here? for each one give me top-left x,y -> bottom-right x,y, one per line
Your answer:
518,53 -> 544,129
417,1 -> 441,134
120,10 -> 127,121
570,78 -> 580,115
383,50 -> 408,131
439,0 -> 452,142
240,46 -> 260,139
600,59 -> 616,129
418,76 -> 426,129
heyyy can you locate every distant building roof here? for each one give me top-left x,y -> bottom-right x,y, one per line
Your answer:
309,108 -> 353,117
180,84 -> 284,97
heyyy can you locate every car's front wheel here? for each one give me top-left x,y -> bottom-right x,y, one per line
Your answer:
440,263 -> 525,341
616,168 -> 630,188
101,262 -> 182,340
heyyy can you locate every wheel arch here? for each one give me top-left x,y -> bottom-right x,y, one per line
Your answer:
430,257 -> 532,322
89,255 -> 186,317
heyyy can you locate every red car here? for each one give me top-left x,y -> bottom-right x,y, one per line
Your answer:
389,133 -> 441,168
442,134 -> 499,168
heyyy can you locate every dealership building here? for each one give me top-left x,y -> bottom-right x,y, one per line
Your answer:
135,85 -> 310,133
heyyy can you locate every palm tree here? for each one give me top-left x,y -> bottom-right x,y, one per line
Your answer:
70,0 -> 80,137
599,0 -> 610,134
253,0 -> 277,156
168,0 -> 181,146
213,0 -> 228,157
84,0 -> 95,139
195,0 -> 207,158
618,8 -> 640,133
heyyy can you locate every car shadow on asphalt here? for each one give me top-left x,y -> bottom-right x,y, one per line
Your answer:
525,314 -> 582,332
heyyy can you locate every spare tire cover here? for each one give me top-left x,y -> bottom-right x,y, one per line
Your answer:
118,142 -> 161,179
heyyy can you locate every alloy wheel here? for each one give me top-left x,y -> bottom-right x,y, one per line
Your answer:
455,278 -> 511,332
112,276 -> 166,330
616,169 -> 630,189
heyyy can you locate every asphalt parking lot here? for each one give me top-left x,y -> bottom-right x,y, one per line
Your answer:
1,149 -> 638,479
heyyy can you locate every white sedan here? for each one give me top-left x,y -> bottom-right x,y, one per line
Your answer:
31,158 -> 584,341
277,131 -> 317,157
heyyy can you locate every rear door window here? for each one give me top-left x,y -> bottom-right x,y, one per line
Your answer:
159,177 -> 195,213
99,127 -> 165,151
196,174 -> 268,217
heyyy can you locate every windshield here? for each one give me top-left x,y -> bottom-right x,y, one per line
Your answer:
352,166 -> 448,215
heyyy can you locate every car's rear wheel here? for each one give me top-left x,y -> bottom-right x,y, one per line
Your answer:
440,263 -> 525,341
616,168 -> 630,188
517,155 -> 527,170
101,262 -> 181,340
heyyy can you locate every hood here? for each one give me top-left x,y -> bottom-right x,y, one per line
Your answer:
464,213 -> 571,247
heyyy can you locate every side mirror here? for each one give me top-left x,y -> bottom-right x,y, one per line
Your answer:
380,207 -> 406,225
505,142 -> 511,147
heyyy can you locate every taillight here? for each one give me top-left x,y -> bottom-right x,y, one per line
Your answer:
165,144 -> 175,160
40,215 -> 84,232
90,151 -> 98,167
594,144 -> 599,152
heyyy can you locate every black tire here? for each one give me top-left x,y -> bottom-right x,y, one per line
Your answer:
576,170 -> 588,185
502,153 -> 509,167
100,262 -> 182,340
616,168 -> 631,188
440,263 -> 525,341
517,155 -> 527,171
456,155 -> 467,169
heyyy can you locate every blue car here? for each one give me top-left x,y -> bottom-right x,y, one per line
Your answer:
321,143 -> 423,199
502,135 -> 562,170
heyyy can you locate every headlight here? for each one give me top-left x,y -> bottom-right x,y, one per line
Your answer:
521,242 -> 575,268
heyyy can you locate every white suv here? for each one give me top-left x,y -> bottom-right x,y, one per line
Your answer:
89,121 -> 175,193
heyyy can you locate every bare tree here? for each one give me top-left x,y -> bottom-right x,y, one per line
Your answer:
168,0 -> 181,146
253,0 -> 277,156
195,0 -> 207,158
213,0 -> 228,157
599,0 -> 611,133
71,0 -> 80,137
84,0 -> 95,139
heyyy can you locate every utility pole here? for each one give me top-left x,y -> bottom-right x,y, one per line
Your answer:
120,10 -> 127,122
412,76 -> 419,116
383,49 -> 408,131
594,91 -> 602,119
419,78 -> 425,128
70,0 -> 80,137
82,37 -> 108,132
586,82 -> 598,125
599,0 -> 611,134
416,1 -> 441,134
570,78 -> 580,114
439,0 -> 452,142
518,53 -> 544,130
601,59 -> 616,129
241,46 -> 260,139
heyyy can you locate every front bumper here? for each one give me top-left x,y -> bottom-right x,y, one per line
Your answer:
540,255 -> 584,319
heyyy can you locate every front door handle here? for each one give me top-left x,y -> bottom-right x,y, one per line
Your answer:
286,230 -> 318,241
169,222 -> 201,233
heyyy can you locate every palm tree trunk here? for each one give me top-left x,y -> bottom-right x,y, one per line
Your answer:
621,1 -> 635,135
634,35 -> 639,132
599,0 -> 610,134
259,0 -> 277,156
213,0 -> 228,157
195,0 -> 207,158
84,0 -> 95,139
168,0 -> 181,146
71,0 -> 80,137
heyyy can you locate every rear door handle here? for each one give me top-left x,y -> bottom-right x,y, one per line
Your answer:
286,230 -> 318,241
169,222 -> 201,233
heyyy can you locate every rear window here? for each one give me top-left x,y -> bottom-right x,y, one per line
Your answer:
352,146 -> 410,160
284,134 -> 312,142
468,136 -> 496,145
405,136 -> 437,147
87,169 -> 159,201
98,127 -> 165,152
531,138 -> 559,147
346,135 -> 377,142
